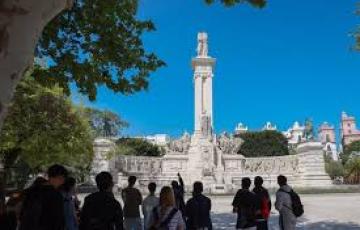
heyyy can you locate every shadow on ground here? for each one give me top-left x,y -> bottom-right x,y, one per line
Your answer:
211,213 -> 360,230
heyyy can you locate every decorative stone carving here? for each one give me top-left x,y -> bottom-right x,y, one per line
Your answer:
217,132 -> 243,154
197,32 -> 208,57
168,132 -> 191,153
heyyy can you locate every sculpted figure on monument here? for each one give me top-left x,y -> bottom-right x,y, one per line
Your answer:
168,132 -> 191,153
197,32 -> 208,57
217,132 -> 243,154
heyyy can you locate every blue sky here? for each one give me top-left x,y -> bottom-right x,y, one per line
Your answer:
77,0 -> 360,138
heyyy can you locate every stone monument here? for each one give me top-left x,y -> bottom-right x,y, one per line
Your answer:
91,32 -> 332,194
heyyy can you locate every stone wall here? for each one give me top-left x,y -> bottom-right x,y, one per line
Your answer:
92,138 -> 332,194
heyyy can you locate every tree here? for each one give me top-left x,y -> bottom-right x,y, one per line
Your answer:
83,108 -> 128,138
325,158 -> 344,180
115,138 -> 164,157
342,140 -> 360,165
304,118 -> 314,140
344,157 -> 360,184
0,76 -> 94,187
235,130 -> 289,157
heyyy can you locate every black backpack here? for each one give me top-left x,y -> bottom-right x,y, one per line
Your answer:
280,189 -> 304,217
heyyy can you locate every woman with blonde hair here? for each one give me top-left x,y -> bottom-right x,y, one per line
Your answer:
148,186 -> 185,230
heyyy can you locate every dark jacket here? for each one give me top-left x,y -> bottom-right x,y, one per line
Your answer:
185,194 -> 212,230
79,191 -> 123,230
232,189 -> 258,229
19,185 -> 65,230
253,186 -> 271,220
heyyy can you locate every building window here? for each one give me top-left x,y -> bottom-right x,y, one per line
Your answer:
348,123 -> 351,127
326,134 -> 330,142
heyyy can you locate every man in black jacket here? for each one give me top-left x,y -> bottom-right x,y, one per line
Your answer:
232,178 -> 258,230
185,181 -> 212,230
19,164 -> 68,230
253,176 -> 271,230
80,172 -> 123,230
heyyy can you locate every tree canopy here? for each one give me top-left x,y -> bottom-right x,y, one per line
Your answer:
342,140 -> 360,164
236,130 -> 289,157
82,108 -> 128,138
0,76 -> 94,187
33,0 -> 165,101
115,137 -> 164,157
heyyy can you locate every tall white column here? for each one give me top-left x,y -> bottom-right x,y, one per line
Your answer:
192,32 -> 216,137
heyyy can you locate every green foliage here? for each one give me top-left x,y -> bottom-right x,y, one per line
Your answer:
236,130 -> 289,157
33,0 -> 165,101
342,140 -> 360,164
0,76 -> 94,187
325,159 -> 344,180
344,157 -> 360,184
81,108 -> 128,138
115,138 -> 164,157
205,0 -> 266,8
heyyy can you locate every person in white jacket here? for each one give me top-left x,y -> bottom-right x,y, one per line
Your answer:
275,175 -> 296,230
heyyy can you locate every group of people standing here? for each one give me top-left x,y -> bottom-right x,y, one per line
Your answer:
232,175 -> 303,230
0,163 -> 303,230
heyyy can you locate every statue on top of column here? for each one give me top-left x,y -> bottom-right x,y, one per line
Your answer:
197,32 -> 208,57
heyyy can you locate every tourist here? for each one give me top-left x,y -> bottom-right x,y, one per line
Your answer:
232,177 -> 257,230
171,173 -> 185,217
79,171 -> 123,230
143,182 -> 159,230
122,176 -> 142,230
149,186 -> 185,230
19,164 -> 68,230
252,176 -> 271,230
185,181 -> 212,230
61,177 -> 78,230
275,175 -> 296,230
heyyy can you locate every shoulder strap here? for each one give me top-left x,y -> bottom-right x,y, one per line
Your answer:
159,208 -> 178,228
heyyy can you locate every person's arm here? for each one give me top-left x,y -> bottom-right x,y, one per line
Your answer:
266,190 -> 272,211
275,191 -> 283,211
232,191 -> 239,213
178,173 -> 184,191
79,197 -> 89,230
114,202 -> 124,230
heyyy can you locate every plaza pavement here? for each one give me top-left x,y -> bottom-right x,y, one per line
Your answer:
211,193 -> 360,230
79,193 -> 360,229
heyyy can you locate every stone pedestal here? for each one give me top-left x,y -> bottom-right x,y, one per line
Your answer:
90,138 -> 116,183
297,142 -> 332,187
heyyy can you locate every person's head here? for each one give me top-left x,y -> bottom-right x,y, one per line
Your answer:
159,186 -> 175,208
47,164 -> 68,189
277,175 -> 287,187
31,176 -> 47,188
171,180 -> 178,189
96,172 -> 114,192
128,176 -> 137,187
62,177 -> 76,193
148,182 -> 156,194
193,181 -> 203,196
254,176 -> 264,188
241,177 -> 251,190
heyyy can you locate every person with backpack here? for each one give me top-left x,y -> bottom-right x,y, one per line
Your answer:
19,164 -> 68,230
142,182 -> 159,230
121,176 -> 142,230
185,181 -> 212,230
252,176 -> 271,230
79,171 -> 123,230
149,186 -> 185,230
232,178 -> 258,230
275,175 -> 303,230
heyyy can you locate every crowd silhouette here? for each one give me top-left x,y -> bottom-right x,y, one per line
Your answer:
0,164 -> 304,230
